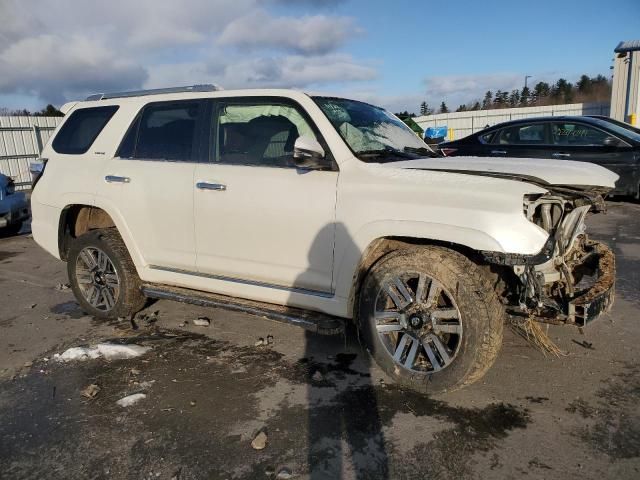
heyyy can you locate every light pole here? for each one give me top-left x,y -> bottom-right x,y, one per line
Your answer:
524,75 -> 532,89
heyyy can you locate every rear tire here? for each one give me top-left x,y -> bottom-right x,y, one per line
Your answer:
358,246 -> 504,394
67,228 -> 146,319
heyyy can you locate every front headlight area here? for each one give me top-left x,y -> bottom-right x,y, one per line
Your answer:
523,193 -> 566,234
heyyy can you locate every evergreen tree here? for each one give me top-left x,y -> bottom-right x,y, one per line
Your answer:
419,101 -> 432,116
508,89 -> 520,107
493,90 -> 508,107
439,101 -> 449,114
577,74 -> 592,95
455,104 -> 468,112
520,86 -> 531,106
482,91 -> 493,109
471,101 -> 481,111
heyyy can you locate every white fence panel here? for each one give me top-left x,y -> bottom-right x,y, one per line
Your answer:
0,116 -> 62,189
414,102 -> 611,140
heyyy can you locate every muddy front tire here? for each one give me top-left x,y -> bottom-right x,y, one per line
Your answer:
358,246 -> 504,394
67,228 -> 146,319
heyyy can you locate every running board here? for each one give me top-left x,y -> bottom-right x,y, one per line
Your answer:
141,284 -> 345,335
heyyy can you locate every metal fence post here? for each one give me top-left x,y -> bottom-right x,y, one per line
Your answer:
32,125 -> 43,154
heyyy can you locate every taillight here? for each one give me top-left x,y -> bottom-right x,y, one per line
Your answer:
440,148 -> 458,157
30,158 -> 47,189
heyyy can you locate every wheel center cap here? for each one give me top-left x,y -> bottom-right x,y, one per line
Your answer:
93,271 -> 105,286
409,314 -> 423,329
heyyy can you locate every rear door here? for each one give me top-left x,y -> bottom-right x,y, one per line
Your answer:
97,100 -> 207,270
488,122 -> 552,158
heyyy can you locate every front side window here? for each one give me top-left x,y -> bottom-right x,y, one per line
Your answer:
313,97 -> 435,162
214,103 -> 317,167
133,101 -> 203,161
494,123 -> 547,145
52,106 -> 118,154
551,122 -> 610,146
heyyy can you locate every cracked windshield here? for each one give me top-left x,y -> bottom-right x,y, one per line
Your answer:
313,97 -> 437,162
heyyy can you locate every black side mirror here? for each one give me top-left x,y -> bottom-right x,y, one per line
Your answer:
293,136 -> 326,169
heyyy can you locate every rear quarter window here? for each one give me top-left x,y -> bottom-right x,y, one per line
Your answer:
52,106 -> 119,154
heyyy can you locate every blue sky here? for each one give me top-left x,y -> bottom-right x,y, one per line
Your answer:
1,0 -> 638,113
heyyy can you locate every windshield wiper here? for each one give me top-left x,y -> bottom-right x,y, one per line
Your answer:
403,146 -> 440,157
357,148 -> 418,162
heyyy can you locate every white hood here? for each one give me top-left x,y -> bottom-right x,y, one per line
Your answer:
384,157 -> 619,189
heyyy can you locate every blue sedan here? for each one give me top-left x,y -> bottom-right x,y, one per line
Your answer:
0,174 -> 29,235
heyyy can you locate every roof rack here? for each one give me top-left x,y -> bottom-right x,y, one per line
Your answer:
85,84 -> 223,101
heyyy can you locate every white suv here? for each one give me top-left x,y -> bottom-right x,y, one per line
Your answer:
31,85 -> 617,393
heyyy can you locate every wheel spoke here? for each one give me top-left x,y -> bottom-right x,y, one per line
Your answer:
97,250 -> 109,272
415,273 -> 428,303
375,311 -> 400,320
102,288 -> 116,309
432,323 -> 462,335
425,279 -> 441,307
79,250 -> 97,270
393,334 -> 410,362
385,278 -> 413,310
422,340 -> 443,371
431,308 -> 459,320
87,286 -> 101,306
76,273 -> 93,285
104,273 -> 119,288
376,323 -> 403,333
403,337 -> 419,368
430,334 -> 452,365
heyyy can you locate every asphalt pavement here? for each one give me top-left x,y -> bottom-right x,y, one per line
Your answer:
0,202 -> 639,480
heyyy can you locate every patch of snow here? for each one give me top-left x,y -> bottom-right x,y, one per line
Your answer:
55,343 -> 151,362
116,393 -> 147,407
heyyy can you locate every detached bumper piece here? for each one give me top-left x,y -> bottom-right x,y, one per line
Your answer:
567,242 -> 615,326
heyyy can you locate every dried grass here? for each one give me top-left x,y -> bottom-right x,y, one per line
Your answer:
510,316 -> 568,357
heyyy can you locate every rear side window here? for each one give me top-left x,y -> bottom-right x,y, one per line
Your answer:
130,101 -> 203,161
52,106 -> 119,154
493,123 -> 547,145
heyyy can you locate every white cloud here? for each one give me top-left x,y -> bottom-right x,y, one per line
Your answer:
0,34 -> 146,103
0,0 -> 371,106
145,53 -> 376,90
423,73 -> 524,107
218,11 -> 356,54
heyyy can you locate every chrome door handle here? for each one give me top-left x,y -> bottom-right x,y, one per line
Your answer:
491,150 -> 507,155
196,181 -> 227,191
552,152 -> 571,158
105,175 -> 130,183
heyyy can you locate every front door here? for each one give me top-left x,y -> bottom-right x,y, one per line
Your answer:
194,98 -> 338,293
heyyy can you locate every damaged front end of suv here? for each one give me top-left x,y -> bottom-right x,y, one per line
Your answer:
483,186 -> 615,327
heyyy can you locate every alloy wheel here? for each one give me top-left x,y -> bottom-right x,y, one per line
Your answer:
374,272 -> 463,373
75,246 -> 120,311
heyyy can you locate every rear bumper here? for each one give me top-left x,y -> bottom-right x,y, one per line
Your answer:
0,193 -> 30,228
30,199 -> 62,259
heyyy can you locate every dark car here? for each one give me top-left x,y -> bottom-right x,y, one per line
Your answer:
0,173 -> 29,235
438,116 -> 640,197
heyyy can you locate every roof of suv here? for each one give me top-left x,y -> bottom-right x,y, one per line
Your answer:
61,86 -> 322,114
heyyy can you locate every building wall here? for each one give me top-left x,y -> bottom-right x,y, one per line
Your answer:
0,116 -> 62,189
413,102 -> 611,140
610,50 -> 640,124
